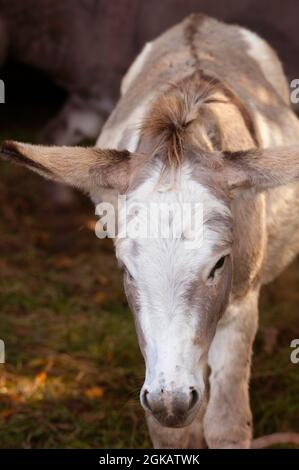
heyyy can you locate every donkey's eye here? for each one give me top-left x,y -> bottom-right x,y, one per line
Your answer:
208,256 -> 226,280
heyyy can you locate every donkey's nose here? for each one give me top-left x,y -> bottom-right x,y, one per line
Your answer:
141,387 -> 200,427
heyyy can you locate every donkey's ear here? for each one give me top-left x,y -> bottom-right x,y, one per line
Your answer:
224,146 -> 299,194
0,141 -> 132,193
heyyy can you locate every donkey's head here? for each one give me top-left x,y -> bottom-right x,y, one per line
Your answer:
2,133 -> 299,427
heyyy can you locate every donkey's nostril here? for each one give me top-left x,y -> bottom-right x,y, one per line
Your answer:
188,388 -> 199,411
140,386 -> 202,427
142,390 -> 152,411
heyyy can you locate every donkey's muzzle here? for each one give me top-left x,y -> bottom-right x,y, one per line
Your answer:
141,387 -> 200,427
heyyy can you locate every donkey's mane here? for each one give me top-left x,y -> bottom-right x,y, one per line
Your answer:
140,70 -> 258,171
140,74 -> 220,169
139,13 -> 258,170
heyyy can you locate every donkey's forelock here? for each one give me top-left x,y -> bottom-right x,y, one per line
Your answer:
116,159 -> 233,273
139,74 -> 225,170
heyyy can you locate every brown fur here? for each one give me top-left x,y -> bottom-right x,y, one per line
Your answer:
224,146 -> 299,191
138,15 -> 260,172
140,74 -> 219,168
0,140 -> 132,193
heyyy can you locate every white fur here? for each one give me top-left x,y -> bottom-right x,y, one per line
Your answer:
121,42 -> 153,96
96,98 -> 151,152
254,110 -> 285,147
116,162 -> 231,394
240,28 -> 284,95
98,42 -> 154,152
124,102 -> 149,152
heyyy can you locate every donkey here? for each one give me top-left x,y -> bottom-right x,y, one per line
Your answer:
2,14 -> 299,448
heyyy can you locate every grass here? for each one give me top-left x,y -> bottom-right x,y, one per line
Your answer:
0,141 -> 149,448
0,121 -> 298,448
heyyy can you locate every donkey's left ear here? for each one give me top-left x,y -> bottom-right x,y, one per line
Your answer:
224,146 -> 299,194
0,141 -> 132,194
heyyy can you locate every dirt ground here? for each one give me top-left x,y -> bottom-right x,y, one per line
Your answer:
0,104 -> 299,448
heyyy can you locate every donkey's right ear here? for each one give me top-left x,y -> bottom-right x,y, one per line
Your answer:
0,141 -> 132,194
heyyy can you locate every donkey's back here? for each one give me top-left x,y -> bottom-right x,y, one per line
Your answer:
100,13 -> 299,284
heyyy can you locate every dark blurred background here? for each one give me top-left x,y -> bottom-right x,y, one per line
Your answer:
1,0 -> 299,143
0,0 -> 298,449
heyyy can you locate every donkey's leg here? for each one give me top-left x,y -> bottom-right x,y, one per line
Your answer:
203,290 -> 259,449
146,399 -> 207,449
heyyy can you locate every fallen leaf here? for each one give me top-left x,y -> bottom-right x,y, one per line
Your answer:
94,291 -> 107,304
35,372 -> 47,386
84,386 -> 104,399
97,274 -> 109,286
85,219 -> 96,231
